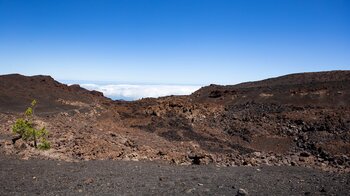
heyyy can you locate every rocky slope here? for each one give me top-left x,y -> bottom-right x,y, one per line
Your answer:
0,74 -> 109,113
0,71 -> 349,172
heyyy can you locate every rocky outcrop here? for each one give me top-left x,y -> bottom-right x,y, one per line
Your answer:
0,71 -> 349,172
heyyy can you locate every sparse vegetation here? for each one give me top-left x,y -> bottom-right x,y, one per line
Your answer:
12,100 -> 51,150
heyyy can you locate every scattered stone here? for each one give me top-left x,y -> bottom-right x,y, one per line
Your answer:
84,178 -> 94,184
253,152 -> 261,157
237,188 -> 249,196
185,188 -> 196,193
320,187 -> 326,192
188,154 -> 205,165
110,133 -> 117,137
19,143 -> 27,150
300,152 -> 310,157
157,151 -> 167,156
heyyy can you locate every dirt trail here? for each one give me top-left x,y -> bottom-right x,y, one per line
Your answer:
0,154 -> 349,195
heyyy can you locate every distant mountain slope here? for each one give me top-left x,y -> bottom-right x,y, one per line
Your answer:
231,70 -> 350,88
0,74 -> 110,113
191,70 -> 350,107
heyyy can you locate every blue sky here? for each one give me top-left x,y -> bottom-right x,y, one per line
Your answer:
1,0 -> 350,87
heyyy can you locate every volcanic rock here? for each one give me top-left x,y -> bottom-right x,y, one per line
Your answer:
0,71 -> 349,172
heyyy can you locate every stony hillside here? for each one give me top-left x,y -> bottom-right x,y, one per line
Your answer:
0,71 -> 349,172
0,74 -> 110,113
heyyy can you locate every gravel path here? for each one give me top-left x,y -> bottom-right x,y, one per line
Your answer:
1,155 -> 349,196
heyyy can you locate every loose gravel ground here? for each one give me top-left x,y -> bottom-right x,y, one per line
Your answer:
1,154 -> 349,195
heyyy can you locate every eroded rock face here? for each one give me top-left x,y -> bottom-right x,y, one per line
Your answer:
0,71 -> 350,172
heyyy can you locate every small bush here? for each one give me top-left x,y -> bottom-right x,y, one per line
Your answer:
38,138 -> 51,150
12,100 -> 51,150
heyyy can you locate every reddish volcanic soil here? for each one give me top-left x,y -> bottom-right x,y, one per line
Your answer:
0,71 -> 349,173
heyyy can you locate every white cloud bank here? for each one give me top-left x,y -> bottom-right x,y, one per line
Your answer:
80,83 -> 202,101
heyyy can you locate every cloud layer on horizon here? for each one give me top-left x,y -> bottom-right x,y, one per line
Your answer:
80,83 -> 202,100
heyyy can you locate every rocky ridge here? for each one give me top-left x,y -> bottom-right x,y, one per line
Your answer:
0,71 -> 349,172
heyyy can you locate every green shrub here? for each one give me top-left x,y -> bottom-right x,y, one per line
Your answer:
38,138 -> 51,150
12,100 -> 51,150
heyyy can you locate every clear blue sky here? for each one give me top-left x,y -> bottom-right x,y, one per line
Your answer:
1,0 -> 349,85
